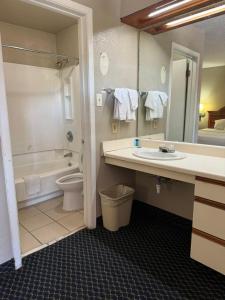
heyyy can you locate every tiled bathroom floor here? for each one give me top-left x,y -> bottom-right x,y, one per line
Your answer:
18,197 -> 85,254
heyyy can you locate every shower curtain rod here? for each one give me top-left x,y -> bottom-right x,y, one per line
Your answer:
2,43 -> 79,61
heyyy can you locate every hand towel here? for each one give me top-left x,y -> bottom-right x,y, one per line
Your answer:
114,88 -> 139,121
145,91 -> 168,121
114,88 -> 129,121
23,175 -> 41,196
127,89 -> 139,121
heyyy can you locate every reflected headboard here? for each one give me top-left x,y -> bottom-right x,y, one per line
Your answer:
208,106 -> 225,128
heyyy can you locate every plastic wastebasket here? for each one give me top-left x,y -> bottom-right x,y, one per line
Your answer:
99,184 -> 134,231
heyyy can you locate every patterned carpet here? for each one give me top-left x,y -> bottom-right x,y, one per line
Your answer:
0,201 -> 224,300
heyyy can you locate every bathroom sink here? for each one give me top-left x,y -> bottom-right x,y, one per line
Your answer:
133,148 -> 186,161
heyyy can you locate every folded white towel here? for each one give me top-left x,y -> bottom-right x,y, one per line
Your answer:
114,88 -> 129,121
114,88 -> 139,121
23,175 -> 41,196
127,89 -> 139,121
145,91 -> 168,121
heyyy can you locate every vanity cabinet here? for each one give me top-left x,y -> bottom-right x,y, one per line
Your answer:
191,177 -> 225,275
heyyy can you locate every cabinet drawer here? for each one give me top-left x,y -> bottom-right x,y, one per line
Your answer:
195,180 -> 225,204
193,200 -> 225,240
191,233 -> 225,275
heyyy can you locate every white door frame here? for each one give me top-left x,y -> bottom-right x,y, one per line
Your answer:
166,42 -> 201,143
0,0 -> 96,269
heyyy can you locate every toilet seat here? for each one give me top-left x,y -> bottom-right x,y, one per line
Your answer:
56,173 -> 83,185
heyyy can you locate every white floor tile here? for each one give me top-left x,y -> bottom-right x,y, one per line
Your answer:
58,212 -> 84,231
20,212 -> 53,231
36,197 -> 63,212
44,206 -> 73,221
32,222 -> 69,244
19,226 -> 41,254
19,206 -> 41,221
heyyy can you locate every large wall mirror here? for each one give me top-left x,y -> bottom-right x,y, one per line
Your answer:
138,14 -> 225,146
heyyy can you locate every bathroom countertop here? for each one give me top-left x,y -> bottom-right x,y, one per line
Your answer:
104,147 -> 225,182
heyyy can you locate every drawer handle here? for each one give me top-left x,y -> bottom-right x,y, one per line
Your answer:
192,228 -> 225,247
196,176 -> 225,187
195,197 -> 225,211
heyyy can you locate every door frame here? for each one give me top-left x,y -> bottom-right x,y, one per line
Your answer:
166,42 -> 201,143
0,0 -> 96,269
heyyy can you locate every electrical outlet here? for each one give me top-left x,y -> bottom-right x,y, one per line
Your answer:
112,122 -> 118,134
96,93 -> 103,107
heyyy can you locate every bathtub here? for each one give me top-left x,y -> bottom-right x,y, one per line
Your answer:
14,158 -> 79,208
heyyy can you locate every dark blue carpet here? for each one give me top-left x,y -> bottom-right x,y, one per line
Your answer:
0,202 -> 224,299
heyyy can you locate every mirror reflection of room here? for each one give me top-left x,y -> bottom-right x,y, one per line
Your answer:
138,15 -> 225,146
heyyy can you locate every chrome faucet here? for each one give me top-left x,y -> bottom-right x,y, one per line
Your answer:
64,152 -> 73,158
159,144 -> 175,153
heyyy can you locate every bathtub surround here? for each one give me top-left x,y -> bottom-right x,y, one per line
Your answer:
3,62 -> 82,207
15,156 -> 78,208
4,63 -> 64,155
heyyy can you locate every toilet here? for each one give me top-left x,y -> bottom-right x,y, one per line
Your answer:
56,173 -> 83,211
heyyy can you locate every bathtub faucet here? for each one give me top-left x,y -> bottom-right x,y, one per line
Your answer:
64,152 -> 73,158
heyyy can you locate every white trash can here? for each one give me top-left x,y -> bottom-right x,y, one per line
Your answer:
99,185 -> 134,232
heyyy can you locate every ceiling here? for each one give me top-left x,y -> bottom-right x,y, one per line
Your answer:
0,0 -> 77,34
194,14 -> 225,68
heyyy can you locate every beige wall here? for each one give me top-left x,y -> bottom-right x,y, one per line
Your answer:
135,173 -> 194,220
200,66 -> 225,129
56,24 -> 79,66
0,21 -> 57,68
70,1 -> 138,215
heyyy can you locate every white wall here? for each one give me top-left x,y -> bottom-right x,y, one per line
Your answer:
4,63 -> 64,155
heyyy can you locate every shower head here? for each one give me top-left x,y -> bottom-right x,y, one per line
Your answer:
56,58 -> 69,69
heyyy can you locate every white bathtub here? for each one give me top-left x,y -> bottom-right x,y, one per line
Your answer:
15,158 -> 79,208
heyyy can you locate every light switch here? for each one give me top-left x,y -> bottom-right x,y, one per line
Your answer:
96,93 -> 103,107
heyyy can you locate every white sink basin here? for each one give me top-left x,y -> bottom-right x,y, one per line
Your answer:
133,148 -> 186,161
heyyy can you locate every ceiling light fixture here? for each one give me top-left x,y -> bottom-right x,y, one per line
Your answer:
148,0 -> 192,18
166,4 -> 225,27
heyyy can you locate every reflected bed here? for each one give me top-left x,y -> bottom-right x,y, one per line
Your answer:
198,106 -> 225,146
198,128 -> 225,146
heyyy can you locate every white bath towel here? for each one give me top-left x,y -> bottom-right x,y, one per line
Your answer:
23,175 -> 41,196
114,88 -> 129,121
114,88 -> 139,121
145,91 -> 168,121
127,89 -> 139,121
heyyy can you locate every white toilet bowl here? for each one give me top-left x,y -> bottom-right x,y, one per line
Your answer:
56,173 -> 83,211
